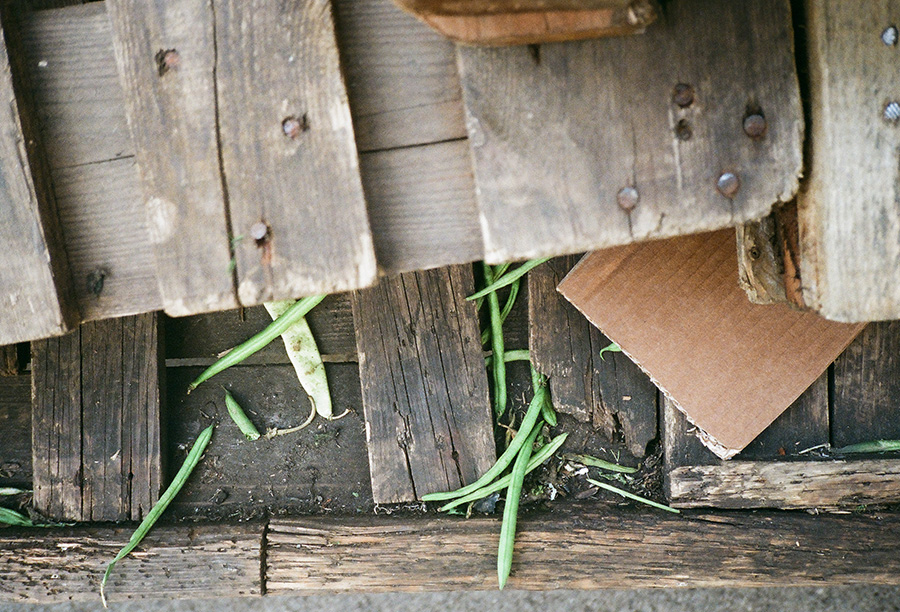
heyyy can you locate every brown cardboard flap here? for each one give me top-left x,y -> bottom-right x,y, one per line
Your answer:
558,229 -> 865,457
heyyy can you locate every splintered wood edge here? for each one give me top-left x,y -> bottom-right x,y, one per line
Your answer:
668,460 -> 900,509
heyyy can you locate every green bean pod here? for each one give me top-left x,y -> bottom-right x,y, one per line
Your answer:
497,424 -> 540,590
833,439 -> 900,454
421,381 -> 547,503
187,295 -> 326,392
438,433 -> 568,512
586,478 -> 680,514
481,277 -> 520,346
223,389 -> 261,441
467,257 -> 551,301
484,264 -> 507,418
101,424 -> 214,607
530,368 -> 557,427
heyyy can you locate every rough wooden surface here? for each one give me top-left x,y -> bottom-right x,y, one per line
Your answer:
351,266 -> 495,503
20,5 -> 163,321
0,345 -> 19,376
266,506 -> 900,593
832,321 -> 900,448
0,375 -> 32,486
393,0 -> 632,15
799,0 -> 900,321
0,12 -> 75,345
31,314 -> 162,522
215,0 -> 376,304
106,0 -> 237,316
0,522 -> 263,604
458,0 -> 802,263
421,5 -> 655,45
737,217 -> 787,305
529,256 -> 656,457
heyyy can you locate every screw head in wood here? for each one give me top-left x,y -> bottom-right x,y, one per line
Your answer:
250,222 -> 269,242
743,114 -> 767,139
672,83 -> 695,108
884,101 -> 900,123
675,119 -> 692,141
617,186 -> 640,212
883,25 -> 898,46
282,115 -> 309,139
716,172 -> 740,199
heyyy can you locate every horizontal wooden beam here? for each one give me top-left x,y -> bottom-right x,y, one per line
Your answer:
266,505 -> 900,593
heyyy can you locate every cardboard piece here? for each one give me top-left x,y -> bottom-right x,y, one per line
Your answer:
558,229 -> 865,459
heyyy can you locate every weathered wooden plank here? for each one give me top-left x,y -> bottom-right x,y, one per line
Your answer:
458,0 -> 802,263
266,507 -> 900,593
419,5 -> 656,46
351,266 -> 494,503
20,6 -> 163,321
215,0 -> 376,304
832,321 -> 900,448
0,345 -> 19,376
0,522 -> 262,604
393,0 -> 633,15
32,313 -> 162,522
0,375 -> 31,486
0,10 -> 76,345
798,0 -> 900,321
529,256 -> 656,457
360,141 -> 483,274
333,0 -> 467,152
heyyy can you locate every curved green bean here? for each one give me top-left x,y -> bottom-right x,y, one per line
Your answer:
586,478 -> 680,514
438,433 -> 568,512
834,439 -> 900,454
101,424 -> 214,607
187,295 -> 325,392
497,424 -> 539,590
530,368 -> 557,427
421,382 -> 547,502
467,257 -> 551,301
223,389 -> 260,441
481,277 -> 520,346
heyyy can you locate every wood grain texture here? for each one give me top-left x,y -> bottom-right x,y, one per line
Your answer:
394,0 -> 632,15
266,506 -> 900,593
459,0 -> 802,263
351,266 -> 495,503
0,374 -> 32,486
215,0 -> 376,305
421,5 -> 655,46
20,5 -> 163,320
0,345 -> 19,376
31,313 -> 162,522
106,0 -> 237,316
529,256 -> 656,457
832,321 -> 900,448
799,0 -> 900,322
737,217 -> 787,305
0,522 -> 262,604
0,11 -> 76,345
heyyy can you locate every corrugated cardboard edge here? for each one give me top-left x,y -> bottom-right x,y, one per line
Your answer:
561,253 -> 741,460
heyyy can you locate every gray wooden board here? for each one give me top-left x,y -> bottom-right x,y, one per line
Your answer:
216,0 -> 376,304
351,265 -> 495,503
105,0 -> 238,316
0,522 -> 263,604
31,313 -> 162,522
0,375 -> 32,486
0,10 -> 76,345
164,364 -> 372,520
394,0 -> 632,15
529,256 -> 656,457
799,0 -> 900,322
832,321 -> 900,449
458,0 -> 803,263
20,5 -> 163,321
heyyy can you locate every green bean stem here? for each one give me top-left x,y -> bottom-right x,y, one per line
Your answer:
101,424 -> 214,607
484,349 -> 530,367
531,367 -> 557,427
599,341 -> 622,361
467,257 -> 551,301
421,382 -> 547,502
484,264 -> 507,418
438,433 -> 568,512
565,453 -> 638,474
497,425 -> 540,590
187,295 -> 326,392
586,478 -> 680,514
264,300 -> 334,419
481,278 -> 520,346
223,389 -> 261,441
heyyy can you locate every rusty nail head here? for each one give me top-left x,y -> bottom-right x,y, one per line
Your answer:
672,83 -> 695,108
717,172 -> 740,198
282,115 -> 308,139
743,114 -> 767,138
675,119 -> 692,141
884,101 -> 900,123
883,25 -> 898,46
617,186 -> 639,212
250,222 -> 269,242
